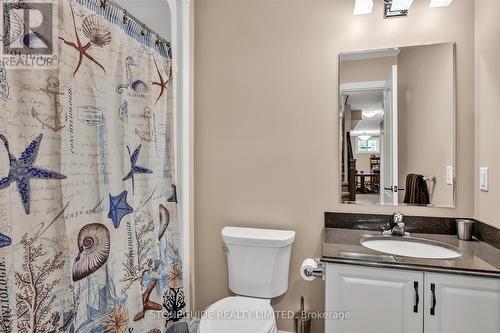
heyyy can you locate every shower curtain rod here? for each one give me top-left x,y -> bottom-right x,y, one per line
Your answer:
97,0 -> 171,46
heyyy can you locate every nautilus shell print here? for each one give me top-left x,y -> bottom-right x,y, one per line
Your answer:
158,204 -> 170,240
72,223 -> 111,281
82,15 -> 112,47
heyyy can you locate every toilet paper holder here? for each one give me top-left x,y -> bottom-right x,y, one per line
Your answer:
303,258 -> 325,279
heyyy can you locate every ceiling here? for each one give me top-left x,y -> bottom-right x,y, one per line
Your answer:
347,91 -> 384,136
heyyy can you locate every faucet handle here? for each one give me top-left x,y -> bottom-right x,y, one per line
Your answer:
393,212 -> 404,223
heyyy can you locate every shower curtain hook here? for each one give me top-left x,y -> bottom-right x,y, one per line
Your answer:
100,0 -> 107,9
141,25 -> 148,37
155,36 -> 161,46
123,11 -> 129,24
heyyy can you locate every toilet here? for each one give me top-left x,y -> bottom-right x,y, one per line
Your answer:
199,226 -> 296,333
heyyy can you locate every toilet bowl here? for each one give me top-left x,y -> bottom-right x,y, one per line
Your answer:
199,227 -> 295,333
199,296 -> 276,333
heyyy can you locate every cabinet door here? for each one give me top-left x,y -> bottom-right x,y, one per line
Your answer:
425,273 -> 500,333
325,264 -> 423,333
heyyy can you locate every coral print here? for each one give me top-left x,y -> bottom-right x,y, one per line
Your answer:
103,304 -> 129,333
14,234 -> 65,332
0,0 -> 182,332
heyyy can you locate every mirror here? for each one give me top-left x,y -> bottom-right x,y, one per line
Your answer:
339,43 -> 456,208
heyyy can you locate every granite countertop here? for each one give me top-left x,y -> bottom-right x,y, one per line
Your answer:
322,228 -> 500,278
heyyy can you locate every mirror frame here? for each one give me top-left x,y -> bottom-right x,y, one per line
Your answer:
337,42 -> 458,208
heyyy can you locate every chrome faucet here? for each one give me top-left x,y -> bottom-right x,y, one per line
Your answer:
383,212 -> 408,236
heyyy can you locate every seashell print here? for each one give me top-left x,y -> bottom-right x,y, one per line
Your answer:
148,330 -> 161,333
82,15 -> 112,47
0,233 -> 11,248
118,100 -> 128,123
72,223 -> 110,281
131,80 -> 148,93
158,204 -> 170,240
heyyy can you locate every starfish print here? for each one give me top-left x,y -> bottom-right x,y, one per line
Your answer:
133,279 -> 163,321
0,233 -> 11,248
0,134 -> 66,214
59,5 -> 106,76
151,59 -> 170,104
108,191 -> 133,228
122,145 -> 153,194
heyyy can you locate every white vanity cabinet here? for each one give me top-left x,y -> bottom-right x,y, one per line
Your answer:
325,264 -> 424,333
424,273 -> 500,333
325,263 -> 500,333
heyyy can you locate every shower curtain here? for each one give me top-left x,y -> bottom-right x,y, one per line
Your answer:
0,1 -> 185,332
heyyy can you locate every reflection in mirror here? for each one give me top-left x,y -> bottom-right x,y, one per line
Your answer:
339,43 -> 456,208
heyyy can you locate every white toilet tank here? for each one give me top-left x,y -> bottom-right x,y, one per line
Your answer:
222,226 -> 295,299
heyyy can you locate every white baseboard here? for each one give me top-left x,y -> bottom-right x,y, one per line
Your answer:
277,331 -> 293,333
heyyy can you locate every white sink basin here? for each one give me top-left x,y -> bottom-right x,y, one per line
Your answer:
360,236 -> 462,259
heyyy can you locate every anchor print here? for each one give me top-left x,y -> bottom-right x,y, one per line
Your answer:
152,58 -> 171,104
59,5 -> 109,76
116,56 -> 149,95
31,77 -> 66,132
135,107 -> 153,143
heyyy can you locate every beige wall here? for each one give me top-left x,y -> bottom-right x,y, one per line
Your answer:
474,0 -> 500,227
194,0 -> 475,332
398,44 -> 455,207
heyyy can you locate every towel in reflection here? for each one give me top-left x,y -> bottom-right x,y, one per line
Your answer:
404,174 -> 430,205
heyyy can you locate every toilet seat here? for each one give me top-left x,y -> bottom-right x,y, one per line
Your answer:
199,296 -> 277,333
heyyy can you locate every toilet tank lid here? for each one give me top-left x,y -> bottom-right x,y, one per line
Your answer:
222,226 -> 295,248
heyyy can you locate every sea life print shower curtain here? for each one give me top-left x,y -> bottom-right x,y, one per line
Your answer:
0,0 -> 185,332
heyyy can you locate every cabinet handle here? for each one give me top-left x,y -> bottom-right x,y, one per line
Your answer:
413,281 -> 419,313
430,283 -> 437,316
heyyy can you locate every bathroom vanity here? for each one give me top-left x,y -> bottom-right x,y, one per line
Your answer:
325,264 -> 500,333
322,213 -> 500,333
